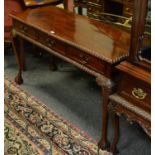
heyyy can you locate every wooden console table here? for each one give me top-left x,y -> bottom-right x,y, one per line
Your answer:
10,6 -> 130,149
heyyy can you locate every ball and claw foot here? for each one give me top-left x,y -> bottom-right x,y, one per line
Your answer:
109,148 -> 119,155
15,74 -> 23,85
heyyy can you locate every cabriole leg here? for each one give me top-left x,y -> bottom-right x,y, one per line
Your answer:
96,75 -> 115,150
110,110 -> 119,155
12,29 -> 24,84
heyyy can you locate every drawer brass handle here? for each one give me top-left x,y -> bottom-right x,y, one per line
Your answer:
81,59 -> 89,64
132,88 -> 147,100
46,39 -> 55,47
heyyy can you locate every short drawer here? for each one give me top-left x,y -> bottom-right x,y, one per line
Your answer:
13,20 -> 37,40
66,46 -> 106,74
118,75 -> 151,112
38,32 -> 66,54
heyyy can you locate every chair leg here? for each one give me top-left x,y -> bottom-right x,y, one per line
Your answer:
110,111 -> 119,155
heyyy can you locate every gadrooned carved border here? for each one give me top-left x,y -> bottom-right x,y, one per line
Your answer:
109,94 -> 151,137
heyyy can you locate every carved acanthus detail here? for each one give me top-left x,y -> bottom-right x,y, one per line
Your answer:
108,102 -> 151,137
96,74 -> 115,89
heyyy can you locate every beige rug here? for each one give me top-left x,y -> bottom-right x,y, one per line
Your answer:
4,77 -> 109,155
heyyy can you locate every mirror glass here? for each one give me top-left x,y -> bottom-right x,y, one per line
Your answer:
138,0 -> 151,63
73,0 -> 134,30
73,0 -> 151,64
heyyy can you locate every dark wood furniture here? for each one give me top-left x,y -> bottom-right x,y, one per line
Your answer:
11,6 -> 131,150
108,0 -> 151,154
109,61 -> 151,154
4,0 -> 63,43
4,0 -> 64,67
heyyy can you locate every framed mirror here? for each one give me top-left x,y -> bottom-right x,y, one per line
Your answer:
128,0 -> 151,69
73,0 -> 151,69
138,0 -> 151,64
73,0 -> 135,30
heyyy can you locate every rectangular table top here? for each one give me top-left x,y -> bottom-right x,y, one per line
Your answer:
11,6 -> 131,64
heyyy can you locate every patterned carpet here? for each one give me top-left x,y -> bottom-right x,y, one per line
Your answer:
4,77 -> 109,155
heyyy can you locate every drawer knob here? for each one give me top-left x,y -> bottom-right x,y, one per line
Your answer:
46,39 -> 55,47
80,54 -> 90,64
20,25 -> 28,33
132,88 -> 147,100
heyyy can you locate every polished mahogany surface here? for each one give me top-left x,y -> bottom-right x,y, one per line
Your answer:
116,61 -> 151,84
11,6 -> 130,64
